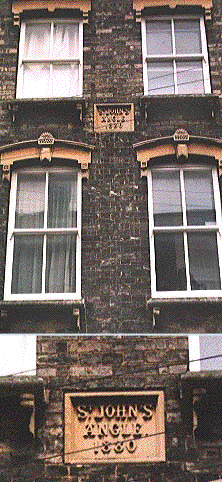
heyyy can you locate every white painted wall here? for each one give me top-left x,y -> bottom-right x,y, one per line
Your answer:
0,335 -> 36,376
189,335 -> 201,371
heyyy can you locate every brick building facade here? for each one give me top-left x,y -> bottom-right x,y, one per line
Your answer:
0,0 -> 221,333
0,335 -> 221,482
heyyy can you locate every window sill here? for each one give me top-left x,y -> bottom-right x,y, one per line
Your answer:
140,94 -> 220,122
147,296 -> 222,306
6,97 -> 86,125
0,299 -> 86,332
1,299 -> 83,307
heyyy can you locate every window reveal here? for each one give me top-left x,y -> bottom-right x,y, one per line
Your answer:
148,166 -> 222,296
5,169 -> 81,300
17,20 -> 83,98
142,17 -> 211,95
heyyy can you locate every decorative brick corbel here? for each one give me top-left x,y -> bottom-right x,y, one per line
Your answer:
12,0 -> 92,26
204,7 -> 212,21
82,10 -> 89,23
38,131 -> 55,163
13,13 -> 20,26
1,164 -> 10,182
173,129 -> 189,161
20,393 -> 35,436
133,0 -> 213,22
135,9 -> 142,22
218,159 -> 222,178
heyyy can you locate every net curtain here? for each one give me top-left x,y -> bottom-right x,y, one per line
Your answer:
23,22 -> 79,98
12,173 -> 77,294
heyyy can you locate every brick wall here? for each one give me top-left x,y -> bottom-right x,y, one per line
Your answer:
0,0 -> 221,333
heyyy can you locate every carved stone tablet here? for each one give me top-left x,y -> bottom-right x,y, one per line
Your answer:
94,104 -> 134,132
64,390 -> 165,463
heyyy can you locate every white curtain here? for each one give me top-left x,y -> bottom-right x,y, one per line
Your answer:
13,172 -> 77,294
12,236 -> 43,294
16,173 -> 45,228
23,63 -> 50,98
46,235 -> 76,292
46,173 -> 77,292
23,22 -> 79,97
52,64 -> 79,97
52,23 -> 79,96
53,23 -> 79,59
47,173 -> 77,228
24,23 -> 50,59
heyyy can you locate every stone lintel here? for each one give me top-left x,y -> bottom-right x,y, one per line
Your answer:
12,0 -> 91,25
134,134 -> 222,176
133,0 -> 213,21
0,136 -> 93,180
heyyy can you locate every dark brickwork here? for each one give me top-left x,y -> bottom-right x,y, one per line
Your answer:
0,0 -> 221,332
35,335 -> 192,482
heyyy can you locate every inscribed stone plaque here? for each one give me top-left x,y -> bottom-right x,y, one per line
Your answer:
64,390 -> 165,463
94,104 -> 134,132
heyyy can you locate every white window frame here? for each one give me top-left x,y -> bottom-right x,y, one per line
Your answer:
16,18 -> 83,99
141,15 -> 211,95
147,165 -> 222,298
4,167 -> 82,301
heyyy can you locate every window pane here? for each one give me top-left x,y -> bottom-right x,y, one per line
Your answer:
177,61 -> 204,94
24,23 -> 50,59
46,235 -> 76,293
48,173 -> 77,228
12,236 -> 43,294
146,21 -> 172,55
174,20 -> 202,55
15,173 -> 45,228
152,170 -> 182,226
147,62 -> 174,95
53,23 -> 79,59
155,233 -> 186,291
184,170 -> 216,226
188,233 -> 221,290
52,64 -> 79,97
23,63 -> 50,98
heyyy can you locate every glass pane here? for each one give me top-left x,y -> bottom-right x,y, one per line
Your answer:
188,233 -> 221,290
174,20 -> 202,55
46,235 -> 76,293
146,21 -> 172,55
155,233 -> 186,291
177,61 -> 204,94
147,62 -> 174,95
48,173 -> 77,228
23,63 -> 50,98
15,173 -> 45,228
24,23 -> 51,59
52,64 -> 79,97
152,170 -> 182,226
53,23 -> 79,59
12,235 -> 43,294
184,169 -> 216,226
